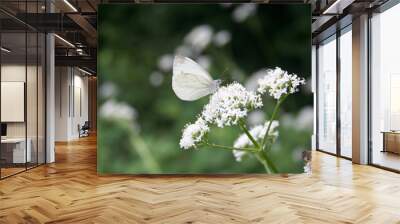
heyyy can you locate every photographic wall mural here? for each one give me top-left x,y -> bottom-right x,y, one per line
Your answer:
98,4 -> 312,174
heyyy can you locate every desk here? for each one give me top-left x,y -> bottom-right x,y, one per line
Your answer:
1,138 -> 31,163
382,131 -> 400,154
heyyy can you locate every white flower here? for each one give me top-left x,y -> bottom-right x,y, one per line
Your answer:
232,4 -> 257,23
245,69 -> 268,91
281,106 -> 313,130
247,110 -> 265,126
100,82 -> 117,98
233,120 -> 279,161
184,25 -> 213,53
179,117 -> 210,150
257,67 -> 305,100
100,100 -> 136,121
201,83 -> 262,128
197,55 -> 211,70
213,30 -> 231,47
149,71 -> 164,87
304,162 -> 311,174
233,150 -> 246,162
295,106 -> 313,130
175,45 -> 194,58
302,150 -> 312,174
158,54 -> 174,72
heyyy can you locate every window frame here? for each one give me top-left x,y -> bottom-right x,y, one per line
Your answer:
315,23 -> 353,161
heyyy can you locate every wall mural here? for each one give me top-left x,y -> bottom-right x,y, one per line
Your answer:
98,4 -> 312,174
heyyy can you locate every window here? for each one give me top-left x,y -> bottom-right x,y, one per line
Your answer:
339,27 -> 352,158
317,35 -> 337,154
370,3 -> 400,171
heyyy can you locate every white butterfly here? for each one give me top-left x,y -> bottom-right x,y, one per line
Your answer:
172,55 -> 221,101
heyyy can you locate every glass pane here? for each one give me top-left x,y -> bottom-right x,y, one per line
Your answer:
371,4 -> 400,171
339,28 -> 352,158
0,2 -> 46,178
1,31 -> 27,177
318,36 -> 337,154
27,30 -> 38,169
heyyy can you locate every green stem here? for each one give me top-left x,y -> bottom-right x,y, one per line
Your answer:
259,150 -> 278,173
238,120 -> 278,173
204,140 -> 276,173
261,95 -> 288,149
131,135 -> 161,173
255,154 -> 272,174
238,119 -> 260,148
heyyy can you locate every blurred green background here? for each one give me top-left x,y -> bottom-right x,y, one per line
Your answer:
98,4 -> 312,174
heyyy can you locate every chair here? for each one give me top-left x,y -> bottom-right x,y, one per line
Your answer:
79,121 -> 90,138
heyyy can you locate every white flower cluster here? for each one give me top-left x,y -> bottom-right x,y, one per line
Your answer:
257,67 -> 305,100
213,30 -> 231,47
100,100 -> 137,121
179,118 -> 210,150
202,83 -> 262,128
184,25 -> 213,53
178,69 -> 304,151
179,83 -> 262,150
233,120 -> 279,161
232,4 -> 257,23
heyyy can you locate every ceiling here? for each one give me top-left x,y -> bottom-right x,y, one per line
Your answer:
0,0 -> 390,75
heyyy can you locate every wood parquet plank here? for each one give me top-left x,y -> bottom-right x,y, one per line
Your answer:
0,135 -> 400,223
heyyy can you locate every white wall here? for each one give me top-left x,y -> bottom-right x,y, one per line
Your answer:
1,65 -> 35,137
71,73 -> 89,138
55,67 -> 89,141
55,66 -> 69,141
1,63 -> 46,164
1,65 -> 26,140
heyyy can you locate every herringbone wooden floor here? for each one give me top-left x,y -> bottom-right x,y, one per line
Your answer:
1,135 -> 400,224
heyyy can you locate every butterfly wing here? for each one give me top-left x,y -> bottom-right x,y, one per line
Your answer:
172,56 -> 214,101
